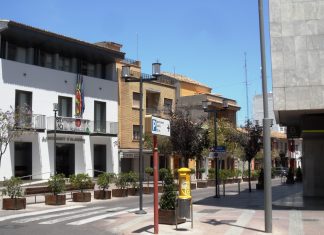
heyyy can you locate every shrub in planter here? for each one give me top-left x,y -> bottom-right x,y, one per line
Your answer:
2,177 -> 26,210
198,168 -> 205,180
208,168 -> 215,180
159,171 -> 184,225
286,167 -> 295,184
219,169 -> 230,196
94,172 -> 115,199
159,168 -> 169,187
295,167 -> 302,182
256,168 -> 264,190
45,173 -> 66,205
112,173 -> 129,197
70,173 -> 93,202
127,171 -> 139,196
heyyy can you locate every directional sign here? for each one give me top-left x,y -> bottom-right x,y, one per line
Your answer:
145,115 -> 170,136
212,146 -> 226,153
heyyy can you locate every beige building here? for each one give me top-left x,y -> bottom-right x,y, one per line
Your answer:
116,59 -> 176,173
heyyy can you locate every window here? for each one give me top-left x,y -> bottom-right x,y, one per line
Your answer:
133,92 -> 140,108
15,90 -> 32,127
164,98 -> 173,113
59,56 -> 71,72
94,101 -> 106,132
133,125 -> 140,141
58,96 -> 72,117
40,52 -> 54,69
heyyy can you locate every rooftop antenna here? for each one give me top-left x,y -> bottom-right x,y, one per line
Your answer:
244,52 -> 249,120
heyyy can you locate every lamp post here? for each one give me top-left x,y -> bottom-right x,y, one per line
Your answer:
53,103 -> 58,175
122,62 -> 161,214
202,99 -> 228,198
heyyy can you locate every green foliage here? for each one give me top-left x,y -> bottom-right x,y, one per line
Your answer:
295,167 -> 302,182
170,109 -> 210,166
198,168 -> 206,174
48,174 -> 66,195
233,169 -> 242,179
97,172 -> 115,190
159,168 -> 170,186
241,119 -> 262,163
159,171 -> 176,210
69,173 -> 92,193
190,168 -> 196,175
208,168 -> 215,179
219,169 -> 230,183
145,167 -> 153,187
2,177 -> 23,199
115,173 -> 129,189
127,171 -> 139,189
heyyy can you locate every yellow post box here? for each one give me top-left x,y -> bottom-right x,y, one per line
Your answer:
178,168 -> 191,199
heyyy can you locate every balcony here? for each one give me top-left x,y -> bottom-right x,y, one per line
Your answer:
47,116 -> 118,136
15,114 -> 46,131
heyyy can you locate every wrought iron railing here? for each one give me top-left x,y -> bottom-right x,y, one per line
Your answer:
47,116 -> 118,135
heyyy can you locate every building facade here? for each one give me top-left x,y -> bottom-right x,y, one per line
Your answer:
269,0 -> 324,196
0,20 -> 122,179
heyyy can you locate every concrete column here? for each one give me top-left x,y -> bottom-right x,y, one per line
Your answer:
5,41 -> 8,59
95,63 -> 102,78
71,58 -> 77,73
27,48 -> 34,64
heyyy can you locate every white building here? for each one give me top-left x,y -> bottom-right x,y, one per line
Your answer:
0,20 -> 123,180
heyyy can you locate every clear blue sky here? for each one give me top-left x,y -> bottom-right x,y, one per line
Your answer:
1,0 -> 272,125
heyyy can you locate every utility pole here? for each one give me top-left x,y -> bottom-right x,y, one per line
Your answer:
258,0 -> 272,233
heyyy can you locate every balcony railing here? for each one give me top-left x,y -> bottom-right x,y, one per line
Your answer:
15,114 -> 46,130
47,116 -> 118,135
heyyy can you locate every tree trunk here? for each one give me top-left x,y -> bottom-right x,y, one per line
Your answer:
248,160 -> 251,192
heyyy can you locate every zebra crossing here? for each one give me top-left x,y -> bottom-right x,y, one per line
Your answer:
0,205 -> 139,227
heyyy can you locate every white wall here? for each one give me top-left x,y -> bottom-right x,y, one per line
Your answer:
0,59 -> 119,179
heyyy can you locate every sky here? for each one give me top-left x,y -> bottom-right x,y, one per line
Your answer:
1,0 -> 272,125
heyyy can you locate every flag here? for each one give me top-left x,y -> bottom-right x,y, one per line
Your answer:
75,74 -> 85,117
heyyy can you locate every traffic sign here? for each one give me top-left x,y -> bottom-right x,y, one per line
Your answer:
212,146 -> 226,153
145,115 -> 170,136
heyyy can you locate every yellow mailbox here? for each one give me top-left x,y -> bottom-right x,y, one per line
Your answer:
178,168 -> 191,199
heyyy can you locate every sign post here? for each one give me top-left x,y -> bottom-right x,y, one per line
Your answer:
145,115 -> 170,234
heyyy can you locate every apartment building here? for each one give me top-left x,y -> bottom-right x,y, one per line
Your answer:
0,20 -> 122,179
162,72 -> 240,178
117,61 -> 176,173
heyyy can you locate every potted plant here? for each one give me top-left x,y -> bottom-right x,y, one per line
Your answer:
127,171 -> 139,196
286,167 -> 295,184
256,168 -> 264,190
2,177 -> 26,210
219,169 -> 230,196
70,173 -> 93,202
159,171 -> 184,224
295,167 -> 302,182
45,173 -> 66,205
197,168 -> 207,188
159,168 -> 169,192
144,167 -> 154,194
94,172 -> 115,199
112,173 -> 129,197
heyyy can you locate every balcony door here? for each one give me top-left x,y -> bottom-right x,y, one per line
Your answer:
94,145 -> 106,177
15,90 -> 32,127
94,101 -> 106,133
14,142 -> 32,178
58,96 -> 72,117
56,144 -> 75,177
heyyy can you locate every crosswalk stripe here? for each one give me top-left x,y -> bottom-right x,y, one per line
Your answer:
0,205 -> 85,222
12,206 -> 105,223
67,208 -> 139,226
39,207 -> 126,225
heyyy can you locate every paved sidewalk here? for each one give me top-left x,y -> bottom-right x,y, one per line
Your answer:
116,180 -> 324,234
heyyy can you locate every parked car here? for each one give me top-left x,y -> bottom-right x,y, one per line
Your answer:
274,167 -> 288,177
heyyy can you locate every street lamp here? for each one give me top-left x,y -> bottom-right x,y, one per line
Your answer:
53,103 -> 58,175
122,62 -> 161,214
202,99 -> 228,198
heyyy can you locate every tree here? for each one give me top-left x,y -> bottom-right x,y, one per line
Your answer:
0,106 -> 30,167
170,109 -> 210,167
240,119 -> 262,192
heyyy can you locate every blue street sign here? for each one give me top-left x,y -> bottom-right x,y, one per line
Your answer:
212,146 -> 226,153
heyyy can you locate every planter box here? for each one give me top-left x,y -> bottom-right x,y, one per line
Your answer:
3,198 -> 26,210
72,192 -> 91,202
94,190 -> 111,199
112,188 -> 128,197
207,180 -> 215,187
45,194 -> 66,205
190,182 -> 196,190
128,188 -> 139,196
143,187 -> 154,194
197,181 -> 208,188
159,209 -> 186,225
